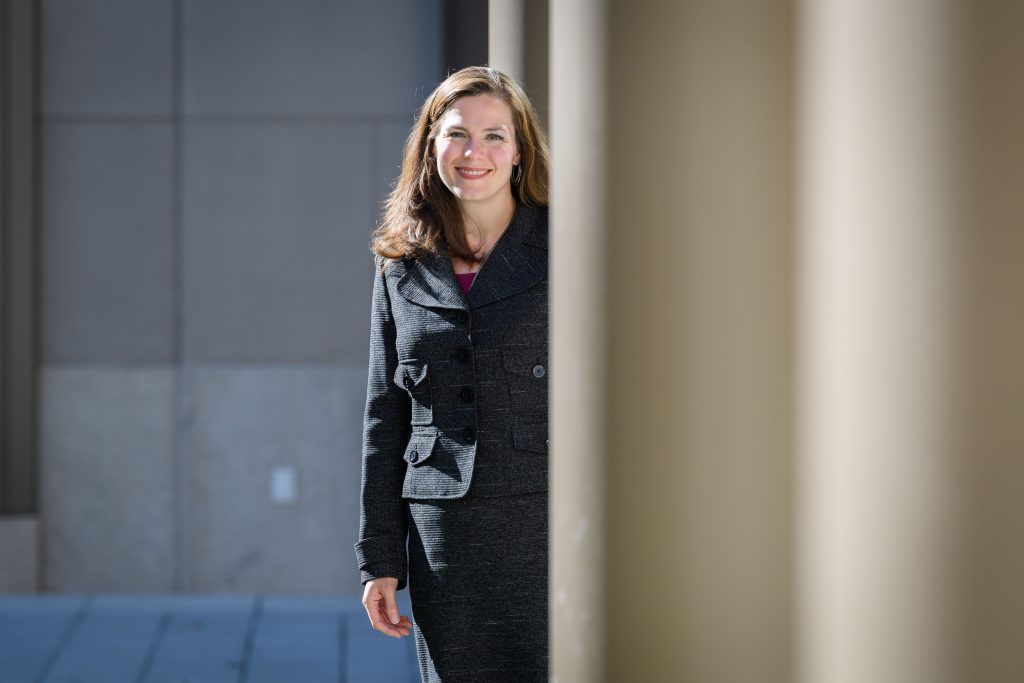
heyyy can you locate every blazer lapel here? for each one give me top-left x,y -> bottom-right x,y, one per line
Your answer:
395,248 -> 467,311
394,204 -> 548,311
467,205 -> 548,309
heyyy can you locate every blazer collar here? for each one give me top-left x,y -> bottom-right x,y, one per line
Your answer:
395,204 -> 548,311
467,204 -> 547,309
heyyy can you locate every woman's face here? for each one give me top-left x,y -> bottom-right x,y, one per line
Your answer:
433,94 -> 521,208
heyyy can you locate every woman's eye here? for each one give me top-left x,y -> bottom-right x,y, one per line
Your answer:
447,130 -> 467,139
487,133 -> 505,141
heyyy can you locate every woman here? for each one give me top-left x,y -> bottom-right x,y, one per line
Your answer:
355,66 -> 550,682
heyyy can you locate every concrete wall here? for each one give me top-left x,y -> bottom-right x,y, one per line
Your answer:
38,0 -> 442,593
0,518 -> 39,592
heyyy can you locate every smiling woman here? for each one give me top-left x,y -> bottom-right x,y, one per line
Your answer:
355,67 -> 551,682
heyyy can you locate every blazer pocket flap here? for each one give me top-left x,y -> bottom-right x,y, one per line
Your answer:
403,431 -> 438,467
511,424 -> 548,453
502,347 -> 548,377
394,361 -> 429,390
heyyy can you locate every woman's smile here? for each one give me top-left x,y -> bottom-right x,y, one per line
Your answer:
456,167 -> 492,178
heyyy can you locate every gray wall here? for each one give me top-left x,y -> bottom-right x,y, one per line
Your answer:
38,0 -> 442,593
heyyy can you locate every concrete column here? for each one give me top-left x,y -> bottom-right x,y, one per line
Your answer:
954,5 -> 1024,679
552,1 -> 1024,680
488,0 -> 548,124
551,1 -> 793,680
0,0 -> 40,593
0,0 -> 39,516
550,0 -> 609,679
442,0 -> 488,74
797,2 -> 961,681
797,1 -> 1024,681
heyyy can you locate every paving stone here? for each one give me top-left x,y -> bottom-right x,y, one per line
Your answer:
140,597 -> 254,683
44,608 -> 163,682
0,596 -> 86,683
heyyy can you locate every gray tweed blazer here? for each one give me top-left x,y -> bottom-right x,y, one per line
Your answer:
354,204 -> 549,586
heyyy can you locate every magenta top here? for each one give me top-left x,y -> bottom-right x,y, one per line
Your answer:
456,272 -> 477,295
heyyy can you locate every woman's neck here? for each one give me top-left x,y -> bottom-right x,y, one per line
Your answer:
459,193 -> 516,258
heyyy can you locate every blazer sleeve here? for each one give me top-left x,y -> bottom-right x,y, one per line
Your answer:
353,257 -> 412,589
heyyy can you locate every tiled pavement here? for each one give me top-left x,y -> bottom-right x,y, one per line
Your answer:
0,594 -> 418,683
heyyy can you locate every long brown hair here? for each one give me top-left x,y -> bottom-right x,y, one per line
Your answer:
372,66 -> 549,264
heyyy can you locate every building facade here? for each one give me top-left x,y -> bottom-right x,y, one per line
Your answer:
1,0 -> 485,594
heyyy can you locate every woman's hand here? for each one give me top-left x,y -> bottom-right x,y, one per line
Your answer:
362,577 -> 413,638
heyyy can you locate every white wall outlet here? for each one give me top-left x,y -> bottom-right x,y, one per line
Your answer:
270,465 -> 298,505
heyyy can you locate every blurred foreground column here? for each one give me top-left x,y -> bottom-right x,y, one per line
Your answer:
551,0 -> 1024,680
954,5 -> 1024,679
797,1 -> 1024,681
551,1 -> 793,680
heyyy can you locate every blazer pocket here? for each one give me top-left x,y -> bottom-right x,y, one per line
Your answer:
403,431 -> 438,467
502,346 -> 548,417
511,423 -> 548,453
395,361 -> 432,426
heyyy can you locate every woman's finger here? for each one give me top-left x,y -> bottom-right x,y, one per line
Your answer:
383,586 -> 401,625
371,602 -> 401,637
375,602 -> 413,637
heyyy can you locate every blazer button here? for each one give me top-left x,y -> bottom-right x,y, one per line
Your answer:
532,364 -> 546,378
455,347 -> 470,363
403,376 -> 413,389
460,387 -> 474,403
456,310 -> 470,324
408,449 -> 419,463
462,426 -> 476,443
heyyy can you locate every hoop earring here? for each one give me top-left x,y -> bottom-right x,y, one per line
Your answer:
511,164 -> 522,184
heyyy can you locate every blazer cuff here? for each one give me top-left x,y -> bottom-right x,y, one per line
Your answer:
360,565 -> 407,591
354,536 -> 407,590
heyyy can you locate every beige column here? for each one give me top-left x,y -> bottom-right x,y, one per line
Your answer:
797,1 -> 1024,681
954,5 -> 1024,679
550,0 -> 609,679
797,2 -> 960,681
488,0 -> 549,124
551,1 -> 794,680
551,1 -> 1024,680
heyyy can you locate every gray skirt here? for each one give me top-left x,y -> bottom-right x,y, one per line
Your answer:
406,491 -> 548,682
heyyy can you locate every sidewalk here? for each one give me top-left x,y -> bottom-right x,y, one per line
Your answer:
0,594 -> 418,683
